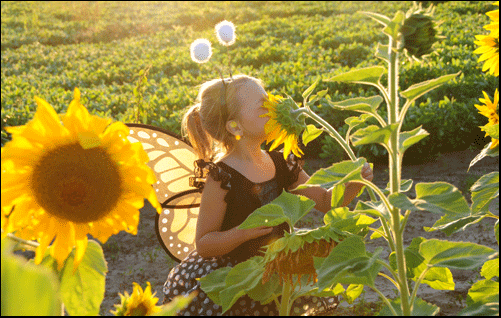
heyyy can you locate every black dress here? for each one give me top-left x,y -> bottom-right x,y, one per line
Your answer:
162,151 -> 338,316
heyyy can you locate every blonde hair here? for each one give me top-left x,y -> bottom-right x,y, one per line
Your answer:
182,74 -> 265,161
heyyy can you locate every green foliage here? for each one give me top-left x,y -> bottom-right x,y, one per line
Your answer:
1,1 -> 496,158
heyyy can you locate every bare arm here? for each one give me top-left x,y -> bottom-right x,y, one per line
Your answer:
195,173 -> 272,258
289,163 -> 374,214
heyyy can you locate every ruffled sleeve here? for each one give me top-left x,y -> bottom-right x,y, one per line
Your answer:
190,159 -> 232,192
284,152 -> 304,189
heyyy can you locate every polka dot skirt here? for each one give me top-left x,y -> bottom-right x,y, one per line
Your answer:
163,250 -> 338,316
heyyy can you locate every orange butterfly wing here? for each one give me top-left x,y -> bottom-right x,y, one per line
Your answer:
126,123 -> 200,262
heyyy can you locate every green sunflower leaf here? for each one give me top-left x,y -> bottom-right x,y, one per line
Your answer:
327,95 -> 384,117
323,66 -> 386,88
345,114 -> 374,130
378,297 -> 439,316
470,171 -> 499,215
238,190 -> 316,230
302,124 -> 323,146
399,126 -> 429,154
383,11 -> 405,39
469,142 -> 500,171
294,158 -> 366,191
400,72 -> 461,105
350,123 -> 399,147
359,11 -> 392,27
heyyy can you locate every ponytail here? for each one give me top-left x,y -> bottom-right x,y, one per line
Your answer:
181,103 -> 214,161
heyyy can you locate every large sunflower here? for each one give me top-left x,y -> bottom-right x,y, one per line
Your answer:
111,282 -> 162,316
260,94 -> 305,159
1,88 -> 161,270
474,2 -> 499,77
475,89 -> 499,149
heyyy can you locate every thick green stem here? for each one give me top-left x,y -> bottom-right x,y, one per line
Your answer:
279,281 -> 293,316
388,36 -> 410,316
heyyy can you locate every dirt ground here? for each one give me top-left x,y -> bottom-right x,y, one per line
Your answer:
93,149 -> 498,315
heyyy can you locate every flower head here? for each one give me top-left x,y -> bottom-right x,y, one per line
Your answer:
475,89 -> 499,149
1,88 -> 161,270
401,3 -> 439,59
474,2 -> 499,77
190,39 -> 212,64
111,282 -> 162,316
260,94 -> 306,159
263,239 -> 337,287
215,20 -> 236,46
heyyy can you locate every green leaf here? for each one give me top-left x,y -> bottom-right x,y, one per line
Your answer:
1,238 -> 61,316
378,297 -> 439,316
327,95 -> 384,116
399,126 -> 429,154
400,72 -> 461,104
481,258 -> 499,280
353,200 -> 391,220
323,66 -> 386,88
324,207 -> 377,236
316,235 -> 382,290
219,258 -> 265,313
465,279 -> 499,307
155,292 -> 197,316
330,183 -> 345,209
308,89 -> 328,105
198,267 -> 232,306
383,11 -> 405,39
415,182 -> 471,230
375,43 -> 390,62
359,11 -> 391,27
344,284 -> 364,304
388,193 -> 421,212
469,143 -> 500,171
247,271 -> 280,304
295,158 -> 367,191
420,239 -> 497,270
59,240 -> 107,316
495,220 -> 499,245
470,171 -> 499,215
482,123 -> 499,140
351,123 -> 399,147
458,301 -> 499,316
302,77 -> 321,102
382,179 -> 413,196
345,114 -> 373,130
239,190 -> 316,230
302,124 -> 323,146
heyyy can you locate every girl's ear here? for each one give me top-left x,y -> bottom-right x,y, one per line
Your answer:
226,120 -> 241,136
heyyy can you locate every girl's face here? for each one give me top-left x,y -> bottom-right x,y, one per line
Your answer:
235,81 -> 269,140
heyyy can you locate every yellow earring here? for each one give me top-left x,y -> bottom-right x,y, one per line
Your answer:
230,121 -> 237,128
235,135 -> 241,141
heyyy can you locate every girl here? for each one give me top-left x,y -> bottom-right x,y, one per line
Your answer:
162,74 -> 374,316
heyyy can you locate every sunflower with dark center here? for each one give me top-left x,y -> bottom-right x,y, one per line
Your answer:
1,88 -> 161,270
260,94 -> 306,159
262,239 -> 337,287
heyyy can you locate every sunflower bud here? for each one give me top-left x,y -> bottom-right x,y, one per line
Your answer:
401,4 -> 439,59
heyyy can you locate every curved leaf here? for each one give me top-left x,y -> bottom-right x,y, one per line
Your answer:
295,158 -> 366,190
1,239 -> 61,316
238,190 -> 316,230
302,124 -> 323,146
345,114 -> 374,130
350,123 -> 399,147
400,72 -> 461,104
420,239 -> 497,270
469,142 -> 500,171
399,126 -> 429,154
383,11 -> 405,39
470,171 -> 499,215
324,66 -> 385,87
378,297 -> 439,316
327,95 -> 384,115
359,11 -> 391,27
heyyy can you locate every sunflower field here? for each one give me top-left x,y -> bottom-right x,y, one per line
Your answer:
1,1 -> 498,162
1,1 -> 499,316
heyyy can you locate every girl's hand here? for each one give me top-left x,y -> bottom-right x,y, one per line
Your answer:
239,226 -> 273,241
361,162 -> 373,182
